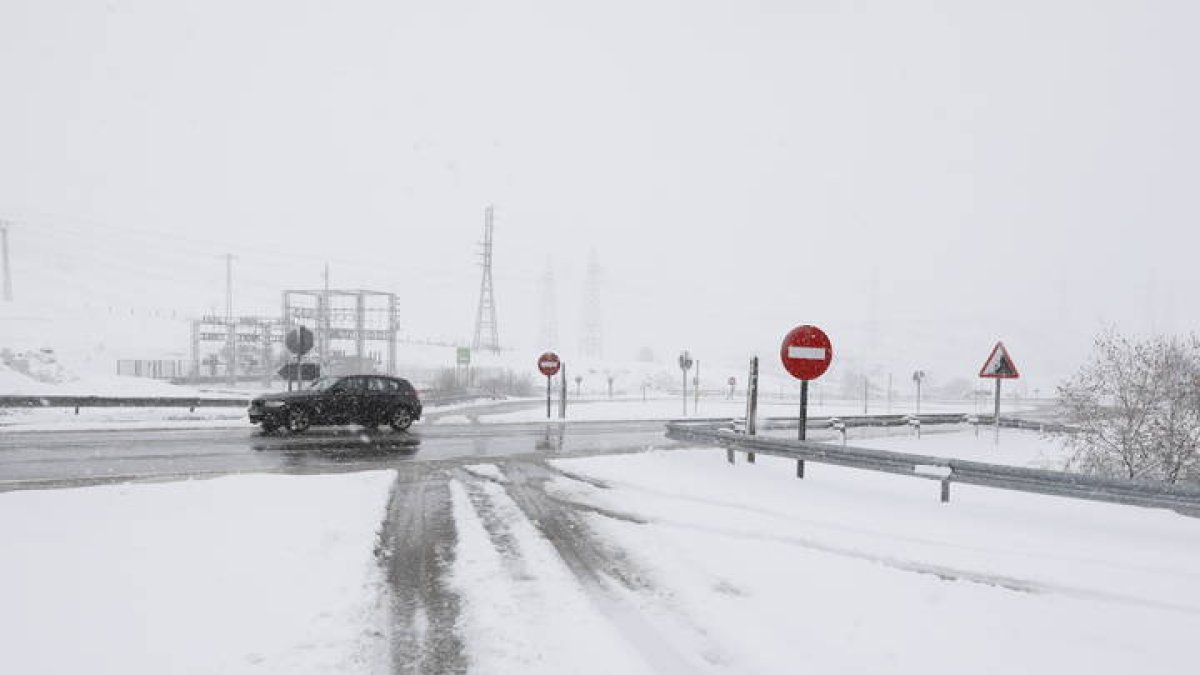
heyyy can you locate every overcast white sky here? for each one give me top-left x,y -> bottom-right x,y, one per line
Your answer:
2,0 -> 1198,390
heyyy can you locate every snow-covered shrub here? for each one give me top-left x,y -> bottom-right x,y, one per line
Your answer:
1053,330 -> 1200,484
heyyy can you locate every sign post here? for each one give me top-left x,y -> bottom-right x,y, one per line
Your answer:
912,370 -> 926,415
678,350 -> 693,416
284,326 -> 314,392
559,362 -> 567,419
538,352 -> 561,419
780,325 -> 834,478
978,341 -> 1020,445
745,358 -> 759,436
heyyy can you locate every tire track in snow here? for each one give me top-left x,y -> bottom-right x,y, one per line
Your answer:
376,469 -> 468,674
495,460 -> 731,672
543,488 -> 1200,617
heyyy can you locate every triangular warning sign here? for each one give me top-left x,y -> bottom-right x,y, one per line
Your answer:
979,341 -> 1020,379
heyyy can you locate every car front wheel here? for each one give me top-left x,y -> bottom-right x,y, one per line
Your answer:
286,408 -> 311,433
389,407 -> 414,432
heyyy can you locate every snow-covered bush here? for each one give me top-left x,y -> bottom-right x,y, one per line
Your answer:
1054,330 -> 1200,484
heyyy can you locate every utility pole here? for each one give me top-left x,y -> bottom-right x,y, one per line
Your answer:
1,220 -> 12,301
225,254 -> 236,387
321,262 -> 330,370
887,373 -> 893,414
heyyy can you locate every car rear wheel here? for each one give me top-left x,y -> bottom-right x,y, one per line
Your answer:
286,408 -> 311,433
260,421 -> 279,434
389,407 -> 414,432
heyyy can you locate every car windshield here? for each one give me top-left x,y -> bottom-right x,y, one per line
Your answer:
307,377 -> 340,391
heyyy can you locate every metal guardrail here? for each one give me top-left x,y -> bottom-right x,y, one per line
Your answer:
0,395 -> 249,409
753,413 -> 969,431
666,419 -> 1200,514
748,413 -> 1075,434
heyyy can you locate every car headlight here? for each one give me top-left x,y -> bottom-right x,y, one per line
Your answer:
263,400 -> 287,408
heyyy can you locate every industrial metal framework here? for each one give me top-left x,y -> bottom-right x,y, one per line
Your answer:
282,289 -> 399,375
190,315 -> 283,385
187,288 -> 399,384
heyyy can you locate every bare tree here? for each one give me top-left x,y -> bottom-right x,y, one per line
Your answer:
1054,330 -> 1200,483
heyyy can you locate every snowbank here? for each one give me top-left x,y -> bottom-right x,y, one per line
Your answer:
0,471 -> 396,674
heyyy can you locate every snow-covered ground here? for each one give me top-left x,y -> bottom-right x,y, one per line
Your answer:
0,471 -> 395,674
0,405 -> 251,432
801,423 -> 1073,470
521,449 -> 1200,674
4,430 -> 1194,673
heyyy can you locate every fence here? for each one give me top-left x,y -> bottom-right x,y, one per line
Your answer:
116,360 -> 190,380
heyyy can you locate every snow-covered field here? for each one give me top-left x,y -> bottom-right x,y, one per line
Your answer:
528,449 -> 1200,674
4,429 -> 1195,673
808,423 -> 1073,469
0,471 -> 395,674
0,405 -> 251,432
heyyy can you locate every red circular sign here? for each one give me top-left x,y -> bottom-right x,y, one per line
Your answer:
780,325 -> 833,381
537,352 -> 561,377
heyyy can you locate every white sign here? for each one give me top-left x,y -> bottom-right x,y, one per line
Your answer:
787,346 -> 827,360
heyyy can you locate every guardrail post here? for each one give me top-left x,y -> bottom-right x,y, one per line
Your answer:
940,478 -> 951,503
830,418 -> 847,445
726,448 -> 734,464
796,459 -> 805,479
74,405 -> 79,415
747,451 -> 756,464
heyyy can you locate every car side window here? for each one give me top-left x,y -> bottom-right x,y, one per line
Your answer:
339,377 -> 365,392
368,378 -> 388,392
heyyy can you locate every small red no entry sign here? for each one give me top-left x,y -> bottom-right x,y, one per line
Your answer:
538,352 -> 561,377
780,325 -> 833,381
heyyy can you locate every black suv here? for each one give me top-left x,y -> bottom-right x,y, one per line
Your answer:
248,375 -> 423,434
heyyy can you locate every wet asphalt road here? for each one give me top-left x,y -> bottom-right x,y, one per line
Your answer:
0,420 -> 683,491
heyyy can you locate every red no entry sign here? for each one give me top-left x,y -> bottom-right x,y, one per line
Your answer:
538,352 -> 561,377
780,325 -> 833,381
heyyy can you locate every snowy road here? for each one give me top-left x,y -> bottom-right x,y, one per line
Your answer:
0,420 -> 681,491
5,428 -> 1200,673
377,459 -> 721,674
